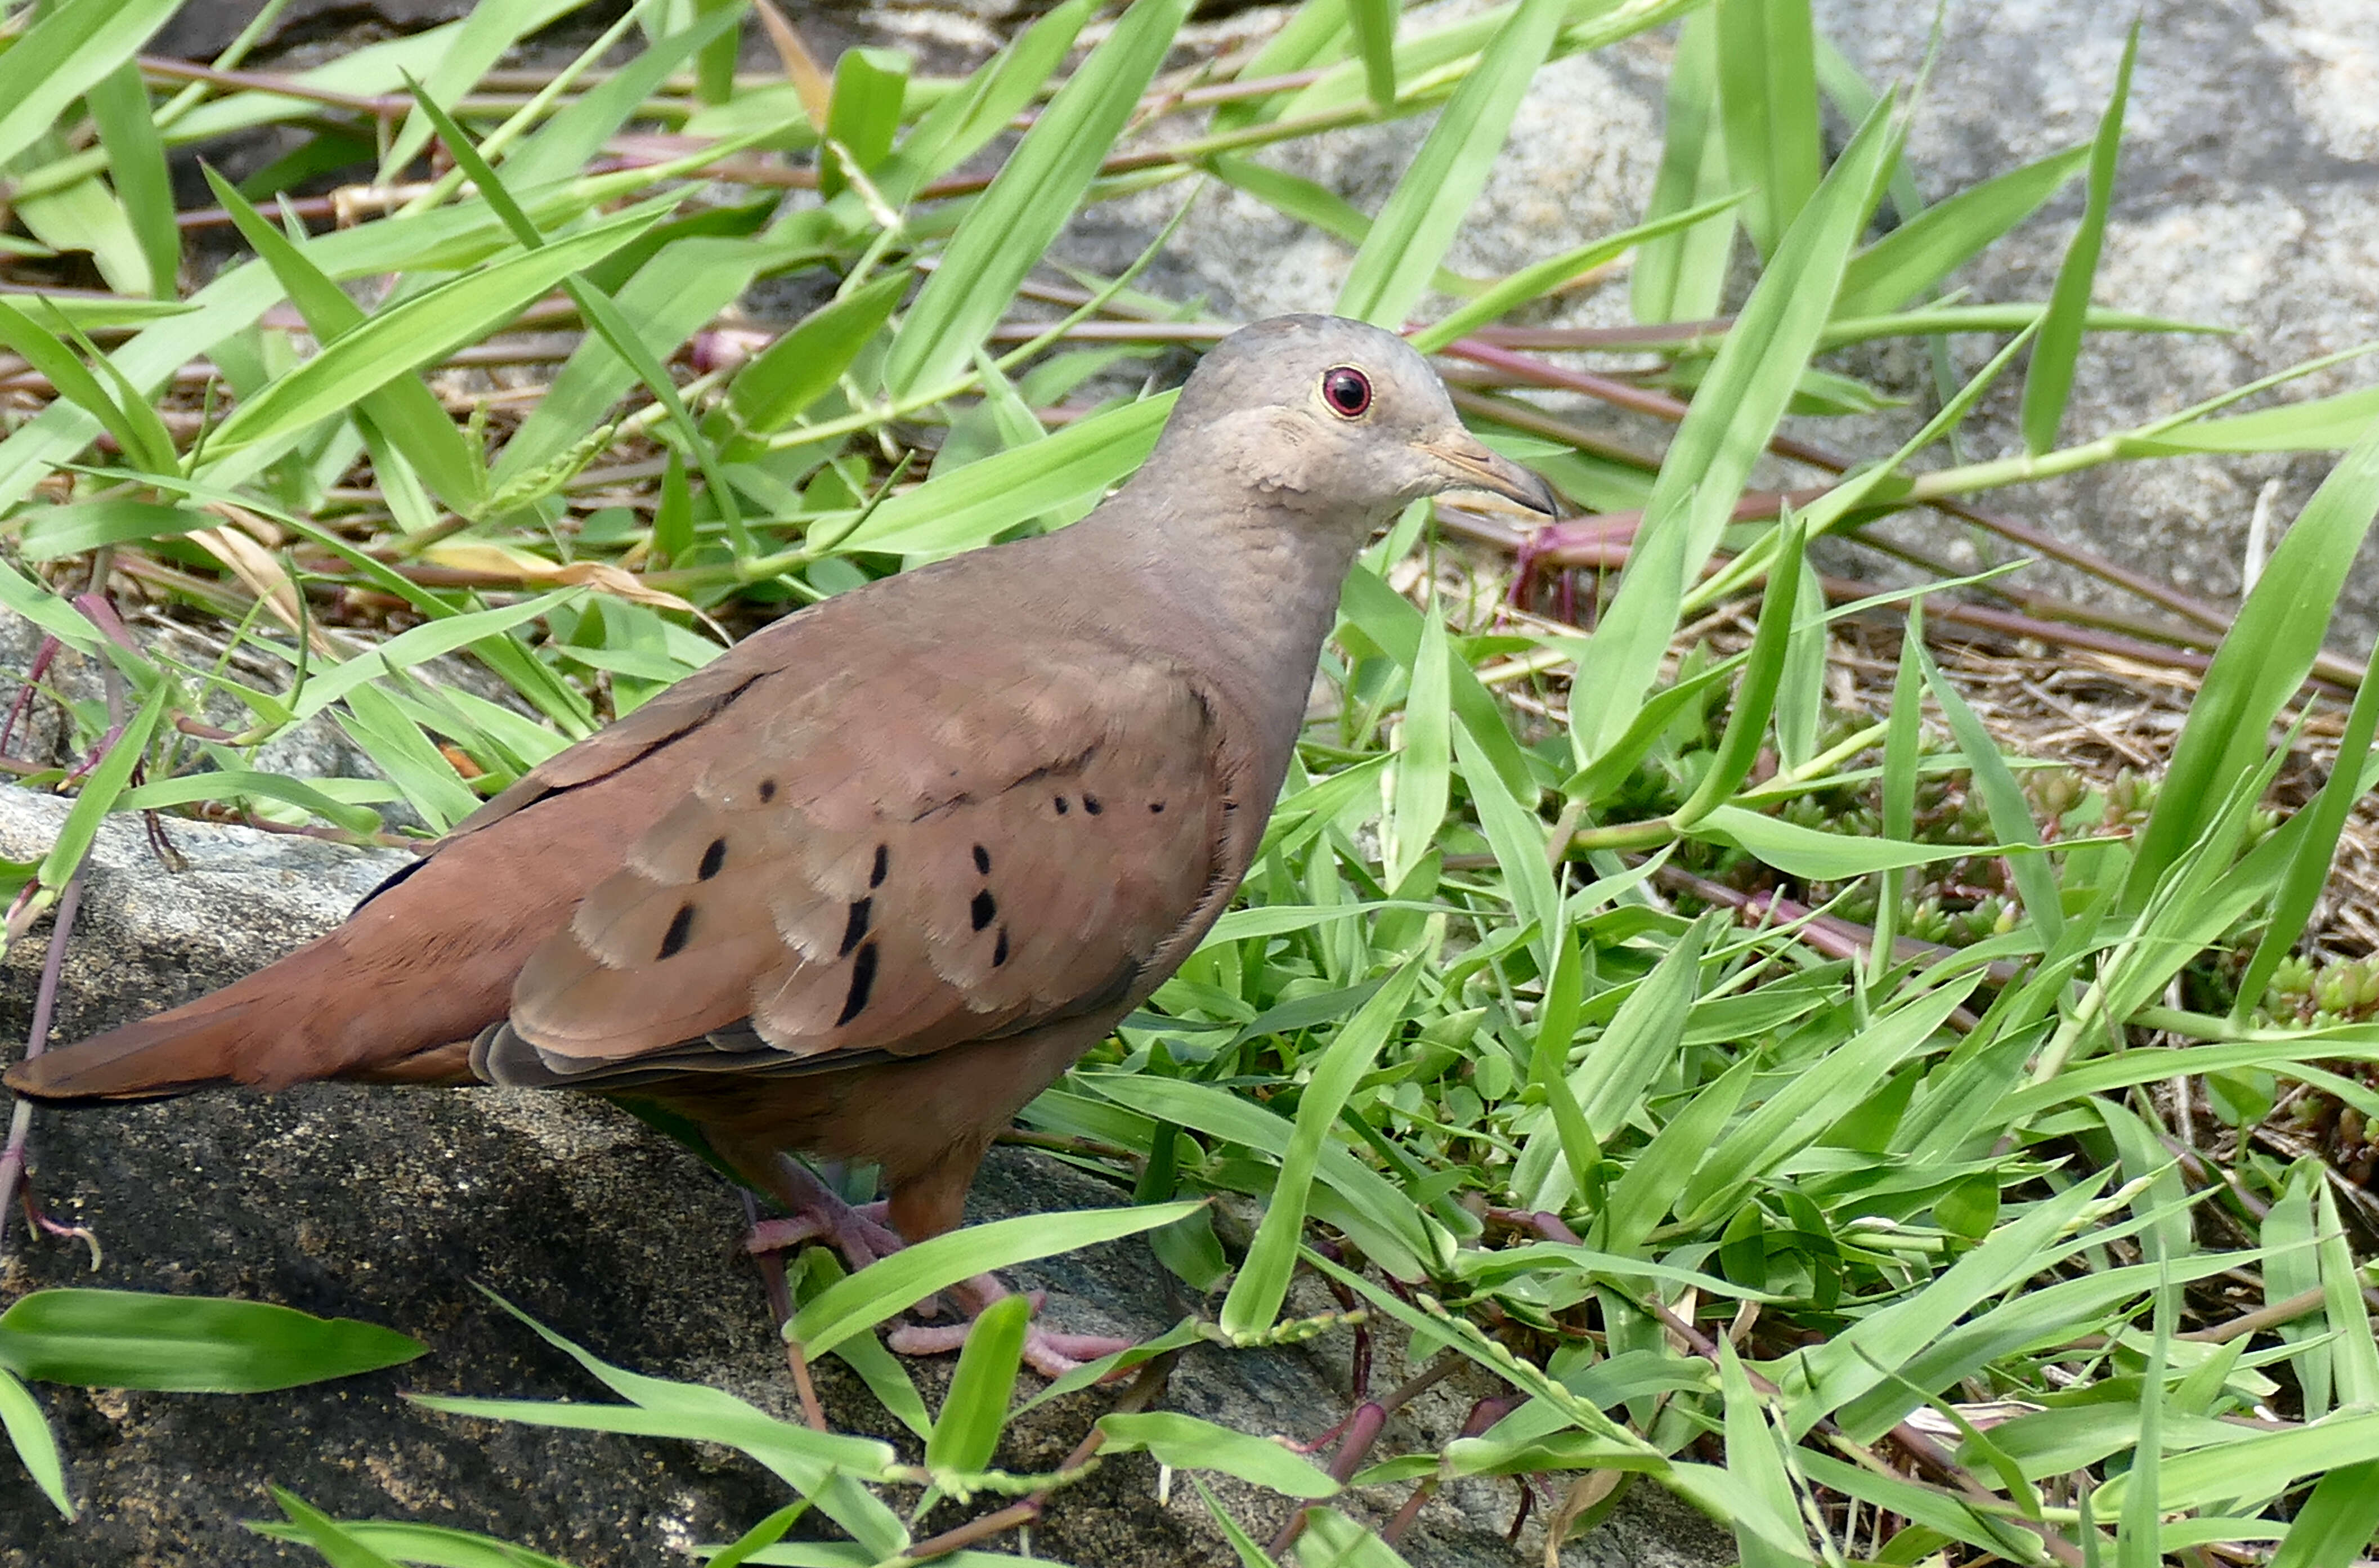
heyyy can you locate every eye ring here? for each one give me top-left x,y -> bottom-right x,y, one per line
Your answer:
1320,365 -> 1372,419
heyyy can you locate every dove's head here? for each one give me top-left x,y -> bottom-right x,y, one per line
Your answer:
1154,314 -> 1557,525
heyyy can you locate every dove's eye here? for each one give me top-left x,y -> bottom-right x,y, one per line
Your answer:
1320,366 -> 1372,418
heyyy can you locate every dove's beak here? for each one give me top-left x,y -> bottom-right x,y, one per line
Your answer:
1416,434 -> 1560,515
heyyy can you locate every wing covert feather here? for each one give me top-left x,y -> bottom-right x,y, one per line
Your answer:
489,638 -> 1232,1085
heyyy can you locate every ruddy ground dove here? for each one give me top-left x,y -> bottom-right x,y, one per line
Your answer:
6,314 -> 1554,1372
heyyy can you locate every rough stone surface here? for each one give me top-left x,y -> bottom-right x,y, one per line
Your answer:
0,784 -> 1730,1566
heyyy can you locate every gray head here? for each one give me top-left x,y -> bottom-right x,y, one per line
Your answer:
1145,315 -> 1556,523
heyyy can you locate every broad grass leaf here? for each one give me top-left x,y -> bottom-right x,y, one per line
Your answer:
18,499 -> 212,561
267,1489 -> 407,1568
1679,977 -> 1977,1233
87,64 -> 178,299
0,1290 -> 423,1393
1718,1341 -> 1816,1568
924,1294 -> 1030,1476
1415,192 -> 1740,352
0,0 -> 179,173
2126,410 -> 2379,902
334,682 -> 480,832
1387,606 -> 1452,885
1345,0 -> 1399,109
492,234 -> 773,488
2126,384 -> 2379,454
2226,639 -> 2376,1011
0,1367 -> 70,1519
1673,510 -> 1806,824
1336,0 -> 1565,329
37,682 -> 168,893
1596,1056 -> 1755,1255
429,1291 -> 904,1553
2316,1180 -> 2379,1406
284,591 -> 576,724
1078,1073 -> 1437,1279
886,0 -> 1094,196
1220,961 -> 1424,1339
2018,22 -> 2136,455
201,205 -> 674,468
1714,0 -> 1821,261
199,166 -> 483,513
1792,1175 -> 2105,1440
1338,565 -> 1535,805
2093,1408 -> 2379,1516
1836,144 -> 2089,318
114,770 -> 395,837
787,1202 -> 1198,1358
885,0 -> 1190,400
1690,806 -> 2047,879
1098,1412 -> 1340,1498
0,298 -> 176,475
707,1504 -> 809,1568
839,394 -> 1171,556
820,47 -> 910,198
728,268 -> 912,438
2268,1461 -> 2379,1568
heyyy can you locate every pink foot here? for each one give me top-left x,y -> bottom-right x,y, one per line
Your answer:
885,1273 -> 1136,1378
743,1158 -> 908,1274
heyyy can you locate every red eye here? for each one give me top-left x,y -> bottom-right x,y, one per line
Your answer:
1321,366 -> 1372,418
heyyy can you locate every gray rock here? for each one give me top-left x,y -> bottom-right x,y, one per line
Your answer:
0,786 -> 1728,1566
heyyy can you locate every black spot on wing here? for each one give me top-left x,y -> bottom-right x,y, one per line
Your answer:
971,889 -> 996,931
837,942 -> 879,1025
697,838 -> 727,880
870,843 -> 889,888
838,898 -> 872,958
658,903 -> 696,960
973,844 -> 991,874
993,928 -> 1009,967
758,778 -> 778,803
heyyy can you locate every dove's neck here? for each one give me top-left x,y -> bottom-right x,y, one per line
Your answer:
1070,456 -> 1384,775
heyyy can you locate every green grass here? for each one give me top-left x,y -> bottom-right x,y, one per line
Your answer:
3,0 -> 2379,1562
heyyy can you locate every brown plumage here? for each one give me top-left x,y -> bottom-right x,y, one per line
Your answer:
5,315 -> 1553,1355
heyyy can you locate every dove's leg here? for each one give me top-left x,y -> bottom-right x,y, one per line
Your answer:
743,1154 -> 908,1273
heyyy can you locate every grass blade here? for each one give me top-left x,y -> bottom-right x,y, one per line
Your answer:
1633,8 -> 1733,325
1836,143 -> 2090,318
1570,95 -> 1898,757
0,0 -> 178,173
0,1367 -> 71,1519
885,0 -> 1190,400
923,1293 -> 1030,1476
199,204 -> 673,468
1218,960 -> 1425,1340
2018,21 -> 2137,455
787,1202 -> 1198,1358
1714,0 -> 1821,260
2127,411 -> 2379,902
1345,0 -> 1399,109
1336,0 -> 1565,329
86,64 -> 178,298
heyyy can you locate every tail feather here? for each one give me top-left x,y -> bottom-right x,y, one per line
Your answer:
5,1001 -> 256,1104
